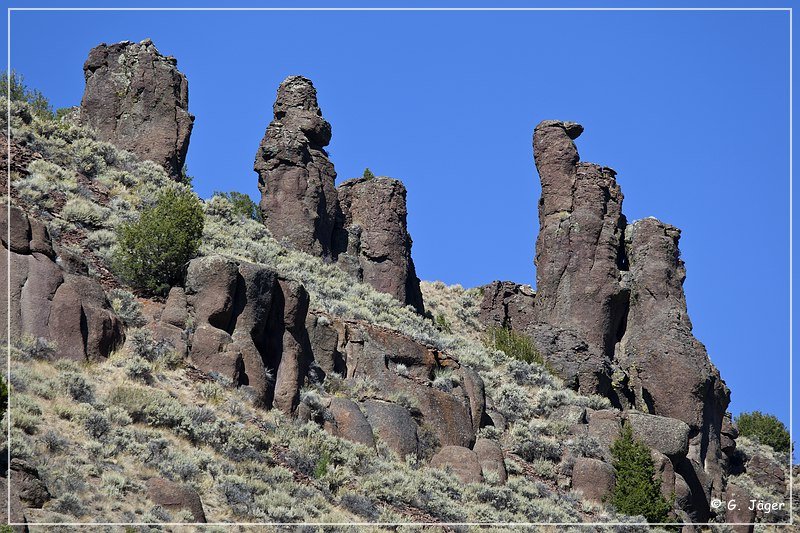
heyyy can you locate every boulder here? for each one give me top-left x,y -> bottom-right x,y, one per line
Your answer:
161,287 -> 188,328
80,39 -> 193,179
324,397 -> 375,449
361,400 -> 419,458
473,438 -> 507,484
145,477 -> 206,522
185,255 -> 239,330
479,280 -> 536,331
306,312 -> 344,378
189,325 -> 241,382
0,476 -> 28,531
431,446 -> 483,484
651,449 -> 676,500
335,176 -> 425,313
571,457 -> 615,503
586,409 -> 623,449
626,411 -> 690,461
253,75 -> 340,258
721,413 -> 738,455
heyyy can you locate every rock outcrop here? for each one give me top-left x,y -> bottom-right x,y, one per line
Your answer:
80,39 -> 193,180
253,76 -> 339,258
529,120 -> 731,521
335,176 -> 425,313
479,281 -> 536,331
254,77 -> 426,312
1,204 -> 124,362
146,477 -> 207,523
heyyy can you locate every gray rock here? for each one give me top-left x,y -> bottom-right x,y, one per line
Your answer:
10,459 -> 50,509
626,411 -> 690,461
724,481 -> 755,533
161,287 -> 188,328
80,39 -> 193,179
473,438 -> 507,484
146,477 -> 206,522
269,279 -> 312,414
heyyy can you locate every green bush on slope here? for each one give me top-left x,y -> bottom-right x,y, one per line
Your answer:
609,424 -> 673,523
112,188 -> 204,296
736,411 -> 792,455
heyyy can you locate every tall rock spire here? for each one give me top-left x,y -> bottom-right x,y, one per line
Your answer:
253,76 -> 340,259
80,39 -> 194,180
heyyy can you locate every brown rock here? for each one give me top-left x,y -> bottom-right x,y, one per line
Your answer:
0,476 -> 28,531
10,459 -> 50,509
324,397 -> 375,448
532,120 -> 627,359
724,482 -> 755,533
80,39 -> 193,179
161,287 -> 188,328
651,449 -> 676,499
473,438 -> 507,484
0,204 -> 31,254
145,477 -> 206,522
586,409 -> 623,449
746,452 -> 786,495
361,399 -> 419,458
479,280 -> 536,331
335,176 -> 425,313
185,255 -> 239,330
269,279 -> 312,414
254,76 -> 339,258
571,457 -> 615,503
306,312 -> 344,378
189,325 -> 240,382
620,218 -> 730,491
431,446 -> 484,484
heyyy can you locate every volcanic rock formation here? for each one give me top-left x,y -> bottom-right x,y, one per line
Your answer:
254,76 -> 425,312
253,76 -> 340,259
335,177 -> 425,313
0,205 -> 124,363
80,39 -> 194,180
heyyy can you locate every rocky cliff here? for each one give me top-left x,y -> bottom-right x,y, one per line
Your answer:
79,39 -> 194,180
1,39 -> 788,529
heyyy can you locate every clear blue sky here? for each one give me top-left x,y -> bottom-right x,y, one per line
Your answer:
4,1 -> 795,433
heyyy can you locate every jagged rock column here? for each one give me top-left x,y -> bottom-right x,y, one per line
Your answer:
253,76 -> 340,258
532,120 -> 629,358
80,39 -> 194,180
335,176 -> 425,313
619,217 -> 731,515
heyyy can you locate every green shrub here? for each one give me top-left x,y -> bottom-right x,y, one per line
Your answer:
434,313 -> 452,334
362,168 -> 375,180
610,424 -> 673,523
112,188 -> 204,295
484,327 -> 543,365
736,411 -> 792,454
1,71 -> 52,119
212,191 -> 261,222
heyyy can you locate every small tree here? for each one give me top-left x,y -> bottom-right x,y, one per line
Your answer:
113,188 -> 204,296
1,70 -> 53,119
362,168 -> 375,180
610,424 -> 673,523
213,191 -> 261,222
736,411 -> 791,454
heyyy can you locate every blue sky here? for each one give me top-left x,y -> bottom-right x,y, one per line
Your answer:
3,1 -> 794,433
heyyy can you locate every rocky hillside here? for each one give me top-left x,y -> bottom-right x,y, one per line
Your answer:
0,39 -> 793,531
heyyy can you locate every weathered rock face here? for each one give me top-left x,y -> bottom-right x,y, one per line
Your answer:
335,177 -> 425,313
532,120 -> 628,358
184,256 -> 315,414
80,39 -> 193,179
0,204 -> 124,362
571,457 -> 616,503
531,120 -> 731,518
619,217 -> 731,500
254,76 -> 339,258
479,281 -> 536,331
